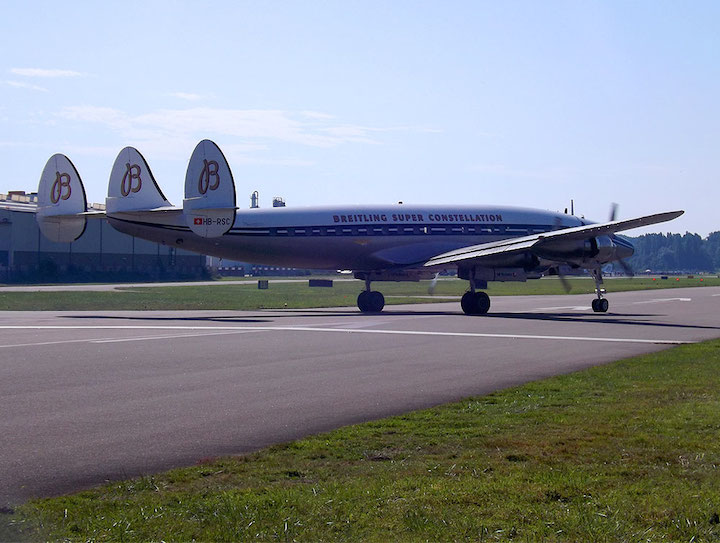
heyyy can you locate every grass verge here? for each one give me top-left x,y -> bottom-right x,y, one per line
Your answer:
0,276 -> 717,311
5,339 -> 720,541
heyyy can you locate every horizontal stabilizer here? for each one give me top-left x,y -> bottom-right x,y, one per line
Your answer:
79,210 -> 107,218
183,140 -> 236,237
36,154 -> 87,242
107,147 -> 171,215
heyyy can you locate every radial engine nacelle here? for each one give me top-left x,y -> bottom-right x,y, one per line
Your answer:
533,234 -> 634,267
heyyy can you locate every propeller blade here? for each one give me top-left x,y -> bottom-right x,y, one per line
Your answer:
549,266 -> 572,293
617,259 -> 635,278
428,273 -> 440,295
558,271 -> 572,293
609,202 -> 619,222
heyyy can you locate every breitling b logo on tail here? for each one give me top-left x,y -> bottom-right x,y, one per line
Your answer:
120,163 -> 142,196
50,171 -> 72,203
198,159 -> 220,194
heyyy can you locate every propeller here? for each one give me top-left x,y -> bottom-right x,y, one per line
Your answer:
608,203 -> 634,277
548,266 -> 572,293
609,202 -> 618,222
616,258 -> 635,278
557,269 -> 571,293
428,272 -> 440,295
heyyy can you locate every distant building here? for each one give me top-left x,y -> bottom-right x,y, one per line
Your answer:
0,192 -> 208,283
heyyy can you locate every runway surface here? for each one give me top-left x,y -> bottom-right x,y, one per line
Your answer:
1,286 -> 719,506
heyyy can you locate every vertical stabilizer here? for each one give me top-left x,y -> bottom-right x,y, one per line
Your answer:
183,139 -> 236,237
106,147 -> 171,215
36,154 -> 87,242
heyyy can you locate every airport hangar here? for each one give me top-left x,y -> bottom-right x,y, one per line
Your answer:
0,191 -> 301,283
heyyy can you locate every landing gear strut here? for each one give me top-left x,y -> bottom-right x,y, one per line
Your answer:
461,268 -> 491,315
590,268 -> 609,313
357,277 -> 385,313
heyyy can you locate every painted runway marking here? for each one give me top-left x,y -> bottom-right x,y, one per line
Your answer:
0,325 -> 692,345
0,329 -> 264,349
91,330 -> 264,344
0,337 -> 121,349
634,297 -> 692,304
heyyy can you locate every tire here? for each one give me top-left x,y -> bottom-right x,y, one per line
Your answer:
461,292 -> 477,315
592,298 -> 609,313
357,291 -> 370,312
369,291 -> 385,312
461,292 -> 491,315
476,292 -> 491,314
358,291 -> 385,313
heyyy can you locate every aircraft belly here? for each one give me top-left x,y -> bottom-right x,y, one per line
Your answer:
212,235 -> 503,270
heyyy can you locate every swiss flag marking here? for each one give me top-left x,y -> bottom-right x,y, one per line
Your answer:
194,217 -> 203,225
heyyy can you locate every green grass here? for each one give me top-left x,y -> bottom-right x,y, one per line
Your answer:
0,276 -> 717,311
5,339 -> 720,541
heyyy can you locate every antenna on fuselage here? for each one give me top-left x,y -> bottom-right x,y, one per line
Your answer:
251,191 -> 259,208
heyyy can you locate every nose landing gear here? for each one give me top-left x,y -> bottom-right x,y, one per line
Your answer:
590,268 -> 609,313
591,297 -> 609,313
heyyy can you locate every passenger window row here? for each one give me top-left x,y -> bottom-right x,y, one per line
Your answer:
233,225 -> 532,237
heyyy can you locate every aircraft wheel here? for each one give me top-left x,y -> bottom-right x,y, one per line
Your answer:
358,291 -> 384,313
357,291 -> 371,312
461,292 -> 477,315
476,292 -> 491,314
591,298 -> 609,313
461,292 -> 491,315
369,291 -> 385,312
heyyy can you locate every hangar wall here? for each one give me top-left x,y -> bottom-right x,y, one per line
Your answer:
0,194 -> 208,283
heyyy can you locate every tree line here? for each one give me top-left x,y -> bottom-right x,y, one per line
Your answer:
625,232 -> 720,273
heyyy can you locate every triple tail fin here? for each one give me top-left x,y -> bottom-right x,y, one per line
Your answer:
106,147 -> 172,215
37,154 -> 88,242
183,139 -> 236,237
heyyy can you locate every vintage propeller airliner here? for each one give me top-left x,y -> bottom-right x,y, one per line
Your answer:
37,139 -> 683,314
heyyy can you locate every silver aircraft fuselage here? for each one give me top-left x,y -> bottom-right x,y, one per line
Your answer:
108,204 -> 590,271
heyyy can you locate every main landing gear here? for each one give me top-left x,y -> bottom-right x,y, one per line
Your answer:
461,291 -> 490,315
590,268 -> 609,313
357,278 -> 385,313
461,269 -> 491,315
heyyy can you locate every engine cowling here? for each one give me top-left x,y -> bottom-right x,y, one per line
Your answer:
533,237 -> 599,262
533,235 -> 633,267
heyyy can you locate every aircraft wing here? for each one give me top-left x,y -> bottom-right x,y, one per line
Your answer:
423,210 -> 684,268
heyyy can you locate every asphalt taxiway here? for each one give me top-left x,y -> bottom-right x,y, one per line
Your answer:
1,286 -> 719,506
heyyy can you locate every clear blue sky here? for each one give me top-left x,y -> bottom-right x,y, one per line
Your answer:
2,1 -> 718,235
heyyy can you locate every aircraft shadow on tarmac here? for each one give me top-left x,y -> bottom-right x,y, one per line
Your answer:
474,312 -> 720,331
66,314 -> 274,324
63,309 -> 720,331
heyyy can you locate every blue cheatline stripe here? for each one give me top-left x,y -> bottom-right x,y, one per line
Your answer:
109,215 -> 555,239
226,223 -> 555,237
